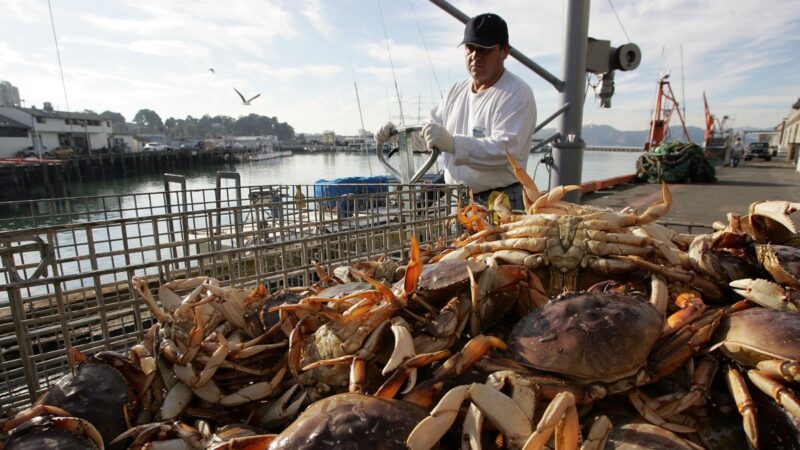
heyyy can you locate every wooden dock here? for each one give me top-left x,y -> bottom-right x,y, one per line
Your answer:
0,148 -> 268,201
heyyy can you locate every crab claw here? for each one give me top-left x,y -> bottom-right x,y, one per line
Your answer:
257,383 -> 307,428
730,278 -> 800,312
749,200 -> 800,234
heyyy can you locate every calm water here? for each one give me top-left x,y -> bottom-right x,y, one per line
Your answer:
67,150 -> 641,197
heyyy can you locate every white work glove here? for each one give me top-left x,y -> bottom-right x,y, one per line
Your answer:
374,122 -> 397,145
421,123 -> 454,154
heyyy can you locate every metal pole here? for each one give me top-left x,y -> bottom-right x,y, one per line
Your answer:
551,0 -> 590,202
428,0 -> 564,92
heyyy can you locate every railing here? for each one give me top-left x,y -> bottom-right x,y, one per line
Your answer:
0,182 -> 466,410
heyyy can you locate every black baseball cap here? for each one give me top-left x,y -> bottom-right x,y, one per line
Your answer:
459,13 -> 509,48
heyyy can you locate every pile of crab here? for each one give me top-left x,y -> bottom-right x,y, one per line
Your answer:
3,154 -> 800,450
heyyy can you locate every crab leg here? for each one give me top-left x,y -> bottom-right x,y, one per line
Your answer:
579,415 -> 612,450
376,351 -> 451,399
406,384 -> 470,450
628,390 -> 697,434
748,369 -> 800,420
132,277 -> 173,324
522,391 -> 580,450
650,308 -> 723,377
407,382 -> 534,450
433,335 -> 507,382
724,364 -> 758,449
654,356 -> 718,418
531,185 -> 582,212
193,333 -> 229,388
755,359 -> 800,384
661,292 -> 705,337
504,148 -> 541,208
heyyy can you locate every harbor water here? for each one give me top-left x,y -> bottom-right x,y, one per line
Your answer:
53,150 -> 641,201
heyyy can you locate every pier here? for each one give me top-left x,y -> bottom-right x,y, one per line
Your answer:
583,159 -> 800,227
0,148 -> 264,200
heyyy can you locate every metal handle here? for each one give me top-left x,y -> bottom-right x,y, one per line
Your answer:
376,126 -> 441,184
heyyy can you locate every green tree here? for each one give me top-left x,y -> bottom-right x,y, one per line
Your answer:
133,109 -> 164,133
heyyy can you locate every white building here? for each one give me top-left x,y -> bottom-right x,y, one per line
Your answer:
772,98 -> 800,171
0,104 -> 113,157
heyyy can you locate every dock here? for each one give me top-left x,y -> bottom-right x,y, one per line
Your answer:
583,159 -> 800,227
0,148 -> 287,201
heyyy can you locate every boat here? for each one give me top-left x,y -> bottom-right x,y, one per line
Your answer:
243,144 -> 292,161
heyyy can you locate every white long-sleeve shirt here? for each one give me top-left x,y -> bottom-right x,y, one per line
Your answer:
427,69 -> 536,193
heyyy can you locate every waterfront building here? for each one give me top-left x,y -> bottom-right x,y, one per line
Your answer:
773,98 -> 800,170
0,104 -> 114,157
0,113 -> 31,156
0,81 -> 21,107
322,130 -> 336,145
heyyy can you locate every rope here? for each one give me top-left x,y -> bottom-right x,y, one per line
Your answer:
408,0 -> 443,99
47,0 -> 75,136
377,0 -> 405,125
606,0 -> 632,42
349,55 -> 373,176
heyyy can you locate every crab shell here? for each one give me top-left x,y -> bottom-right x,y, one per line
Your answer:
403,259 -> 486,306
38,355 -> 133,449
510,292 -> 663,382
4,415 -> 104,450
267,393 -> 428,450
606,421 -> 698,449
710,307 -> 800,367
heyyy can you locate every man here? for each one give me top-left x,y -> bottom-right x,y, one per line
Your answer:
375,13 -> 536,210
731,137 -> 743,167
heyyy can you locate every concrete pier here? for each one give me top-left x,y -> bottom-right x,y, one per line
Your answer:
583,159 -> 800,226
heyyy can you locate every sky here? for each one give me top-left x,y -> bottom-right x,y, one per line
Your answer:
1,0 -> 798,136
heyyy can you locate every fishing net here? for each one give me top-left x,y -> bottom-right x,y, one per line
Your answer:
636,142 -> 716,184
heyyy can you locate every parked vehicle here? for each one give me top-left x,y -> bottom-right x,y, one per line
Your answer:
45,146 -> 75,159
143,142 -> 167,152
16,147 -> 38,158
744,142 -> 771,161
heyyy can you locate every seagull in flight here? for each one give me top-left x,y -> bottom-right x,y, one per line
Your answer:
234,88 -> 261,105
208,68 -> 215,73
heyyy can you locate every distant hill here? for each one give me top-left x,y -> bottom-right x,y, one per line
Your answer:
534,124 -> 705,147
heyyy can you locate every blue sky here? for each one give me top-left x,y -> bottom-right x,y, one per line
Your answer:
1,0 -> 798,136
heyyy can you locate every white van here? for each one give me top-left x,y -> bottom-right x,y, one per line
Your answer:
143,142 -> 167,152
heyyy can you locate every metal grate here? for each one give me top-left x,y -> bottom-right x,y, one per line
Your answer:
0,181 -> 466,410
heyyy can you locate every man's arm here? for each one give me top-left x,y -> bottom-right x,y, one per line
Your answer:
451,96 -> 536,170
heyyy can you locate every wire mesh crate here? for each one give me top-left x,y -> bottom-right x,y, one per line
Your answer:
0,180 -> 467,410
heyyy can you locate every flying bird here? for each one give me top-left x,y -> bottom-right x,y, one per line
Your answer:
234,87 -> 261,105
208,68 -> 215,73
